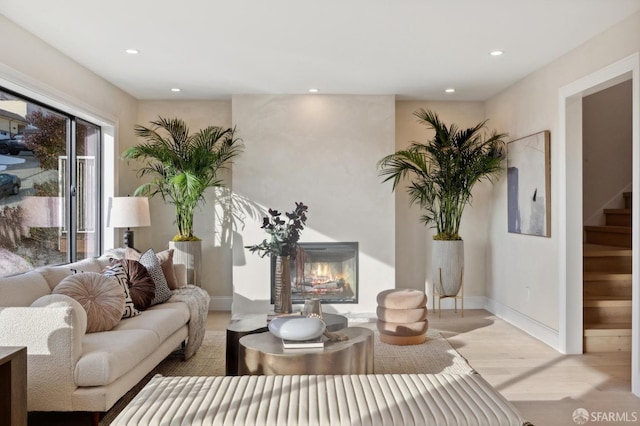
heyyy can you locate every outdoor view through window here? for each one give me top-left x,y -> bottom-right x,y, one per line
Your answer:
0,89 -> 101,276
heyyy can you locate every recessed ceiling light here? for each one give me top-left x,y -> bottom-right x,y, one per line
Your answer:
489,50 -> 504,56
309,88 -> 319,93
125,49 -> 139,55
171,88 -> 181,92
445,88 -> 455,93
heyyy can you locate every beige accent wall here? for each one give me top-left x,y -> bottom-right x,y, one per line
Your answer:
485,11 -> 640,330
135,101 -> 233,300
231,95 -> 395,315
394,101 -> 492,304
582,80 -> 633,224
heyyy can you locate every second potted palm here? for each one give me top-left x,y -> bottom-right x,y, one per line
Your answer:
378,109 -> 506,296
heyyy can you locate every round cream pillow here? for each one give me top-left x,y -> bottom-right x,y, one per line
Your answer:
31,294 -> 88,335
53,273 -> 125,333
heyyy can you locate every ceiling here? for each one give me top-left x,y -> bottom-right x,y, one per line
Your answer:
1,0 -> 639,101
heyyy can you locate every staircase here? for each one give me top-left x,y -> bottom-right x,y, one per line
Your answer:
583,192 -> 632,353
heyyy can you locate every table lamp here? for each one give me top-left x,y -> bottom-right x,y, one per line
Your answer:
109,197 -> 151,248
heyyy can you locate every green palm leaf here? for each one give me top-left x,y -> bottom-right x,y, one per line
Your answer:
377,109 -> 506,240
123,117 -> 243,240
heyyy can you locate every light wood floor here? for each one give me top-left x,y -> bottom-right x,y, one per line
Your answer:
210,308 -> 638,426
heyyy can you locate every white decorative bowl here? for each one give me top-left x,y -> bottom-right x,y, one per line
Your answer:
268,316 -> 326,341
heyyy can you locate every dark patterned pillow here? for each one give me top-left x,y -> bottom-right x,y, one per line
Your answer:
111,259 -> 156,310
139,248 -> 172,305
103,263 -> 140,319
125,247 -> 181,289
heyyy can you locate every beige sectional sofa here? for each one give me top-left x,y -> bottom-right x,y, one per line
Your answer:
0,254 -> 209,415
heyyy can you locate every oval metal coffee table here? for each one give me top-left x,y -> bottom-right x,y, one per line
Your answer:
226,313 -> 348,375
238,327 -> 374,376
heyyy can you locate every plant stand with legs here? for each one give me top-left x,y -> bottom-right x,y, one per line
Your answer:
432,267 -> 464,318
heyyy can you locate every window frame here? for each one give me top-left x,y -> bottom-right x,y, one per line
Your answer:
0,85 -> 103,263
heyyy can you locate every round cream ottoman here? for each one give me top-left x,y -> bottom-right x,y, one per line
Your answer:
376,289 -> 428,345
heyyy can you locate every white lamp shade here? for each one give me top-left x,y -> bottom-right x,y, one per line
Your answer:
109,197 -> 151,228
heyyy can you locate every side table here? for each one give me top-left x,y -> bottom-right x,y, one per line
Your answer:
226,313 -> 348,375
238,327 -> 374,375
0,346 -> 27,426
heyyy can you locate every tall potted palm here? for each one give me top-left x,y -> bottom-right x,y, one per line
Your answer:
123,117 -> 242,285
378,109 -> 506,296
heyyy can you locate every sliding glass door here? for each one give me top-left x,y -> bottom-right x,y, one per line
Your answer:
0,88 -> 101,275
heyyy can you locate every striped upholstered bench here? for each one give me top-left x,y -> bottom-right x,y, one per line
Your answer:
112,373 -> 530,425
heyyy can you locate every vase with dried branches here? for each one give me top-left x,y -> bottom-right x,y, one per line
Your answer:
246,202 -> 308,313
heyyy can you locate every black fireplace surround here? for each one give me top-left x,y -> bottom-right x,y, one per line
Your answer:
271,242 -> 358,304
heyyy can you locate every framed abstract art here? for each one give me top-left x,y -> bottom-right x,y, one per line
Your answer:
507,130 -> 551,237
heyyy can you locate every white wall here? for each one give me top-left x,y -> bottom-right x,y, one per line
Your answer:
583,80 -> 633,224
485,11 -> 640,337
394,101 -> 492,308
232,95 -> 395,316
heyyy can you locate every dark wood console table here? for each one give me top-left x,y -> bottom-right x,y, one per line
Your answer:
0,346 -> 27,426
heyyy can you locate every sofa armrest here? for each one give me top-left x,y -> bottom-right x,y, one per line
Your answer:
0,303 -> 85,411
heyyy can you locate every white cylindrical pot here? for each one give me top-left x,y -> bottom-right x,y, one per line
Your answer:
431,240 -> 464,296
170,240 -> 202,286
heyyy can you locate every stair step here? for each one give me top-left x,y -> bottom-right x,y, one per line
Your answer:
583,296 -> 632,308
584,226 -> 632,234
584,337 -> 631,352
583,272 -> 632,281
584,273 -> 632,298
583,244 -> 632,257
584,323 -> 632,353
584,323 -> 632,335
604,208 -> 632,227
584,226 -> 631,248
584,303 -> 632,324
584,323 -> 632,352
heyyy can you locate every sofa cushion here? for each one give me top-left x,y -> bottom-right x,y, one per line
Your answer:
54,272 -> 126,333
31,293 -> 88,336
37,266 -> 74,291
113,302 -> 189,343
112,259 -> 156,311
75,329 -> 159,387
67,258 -> 103,274
103,264 -> 140,319
0,271 -> 51,306
139,249 -> 172,306
126,247 -> 181,290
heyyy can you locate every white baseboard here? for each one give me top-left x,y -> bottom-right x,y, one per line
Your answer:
209,296 -> 232,311
484,297 -> 559,350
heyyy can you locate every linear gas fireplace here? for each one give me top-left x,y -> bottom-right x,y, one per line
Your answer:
271,242 -> 358,304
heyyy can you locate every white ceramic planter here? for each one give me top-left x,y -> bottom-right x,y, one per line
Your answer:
169,240 -> 202,286
431,239 -> 464,296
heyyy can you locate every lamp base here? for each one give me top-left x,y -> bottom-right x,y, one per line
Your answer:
123,229 -> 134,249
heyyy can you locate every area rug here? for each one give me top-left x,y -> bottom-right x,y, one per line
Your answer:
99,328 -> 473,425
